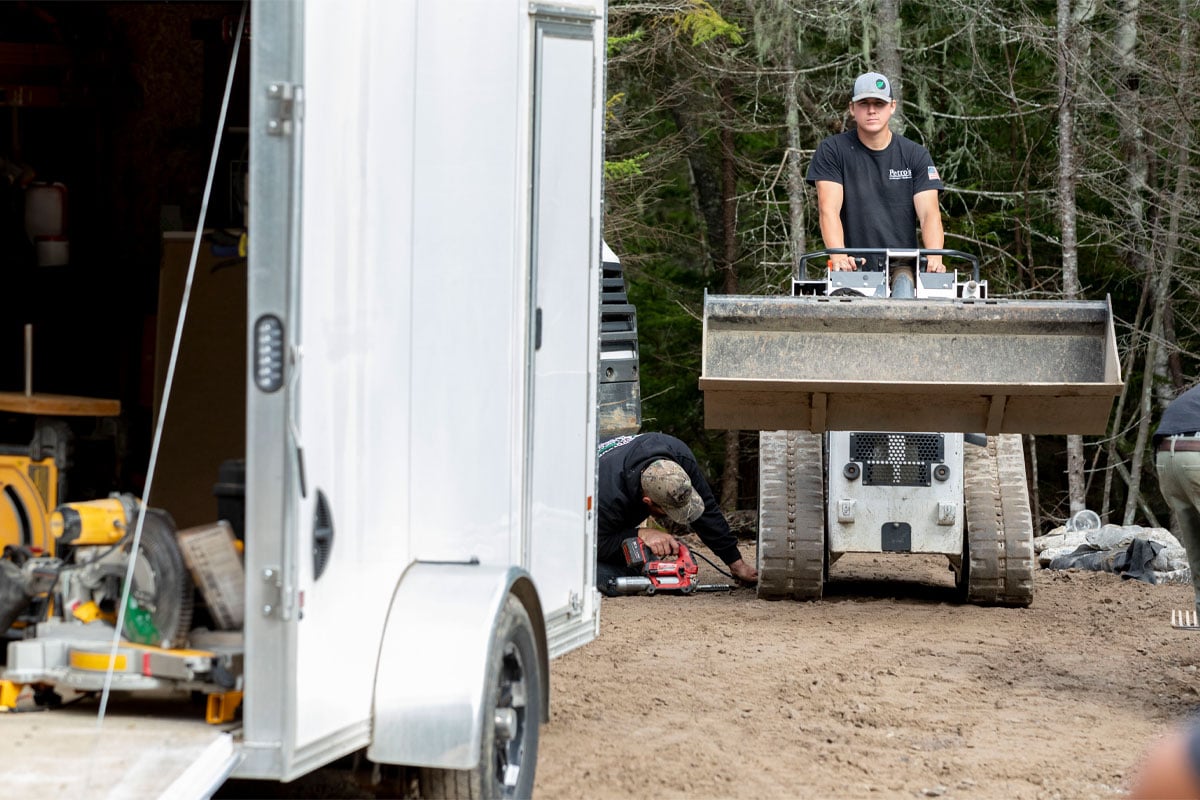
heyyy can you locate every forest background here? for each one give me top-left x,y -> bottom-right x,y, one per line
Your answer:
602,0 -> 1200,533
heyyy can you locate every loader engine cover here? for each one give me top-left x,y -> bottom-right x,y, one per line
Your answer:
827,431 -> 963,556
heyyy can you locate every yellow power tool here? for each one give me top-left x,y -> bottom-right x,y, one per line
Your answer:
0,421 -> 71,556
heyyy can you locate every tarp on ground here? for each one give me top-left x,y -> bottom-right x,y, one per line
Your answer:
1035,523 -> 1191,585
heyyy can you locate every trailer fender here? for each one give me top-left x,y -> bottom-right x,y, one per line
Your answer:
367,561 -> 549,769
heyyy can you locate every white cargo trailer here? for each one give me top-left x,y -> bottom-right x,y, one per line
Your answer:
1,0 -> 608,796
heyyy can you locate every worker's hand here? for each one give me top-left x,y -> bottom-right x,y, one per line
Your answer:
827,255 -> 858,272
728,558 -> 758,585
638,528 -> 678,558
925,255 -> 945,273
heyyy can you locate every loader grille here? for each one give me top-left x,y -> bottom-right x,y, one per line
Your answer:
849,433 -> 944,487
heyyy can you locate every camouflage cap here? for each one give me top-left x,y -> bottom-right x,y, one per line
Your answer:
641,460 -> 705,526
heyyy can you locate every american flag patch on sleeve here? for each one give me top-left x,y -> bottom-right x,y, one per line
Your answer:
928,165 -> 940,181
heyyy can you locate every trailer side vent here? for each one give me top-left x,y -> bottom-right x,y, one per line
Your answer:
312,490 -> 334,580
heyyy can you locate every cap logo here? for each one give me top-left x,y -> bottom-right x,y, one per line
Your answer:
876,79 -> 886,90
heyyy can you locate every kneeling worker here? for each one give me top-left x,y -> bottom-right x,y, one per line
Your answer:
596,432 -> 758,594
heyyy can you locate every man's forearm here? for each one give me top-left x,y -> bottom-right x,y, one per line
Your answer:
920,216 -> 945,250
818,211 -> 845,250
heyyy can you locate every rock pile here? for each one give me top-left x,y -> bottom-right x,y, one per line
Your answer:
1034,523 -> 1191,585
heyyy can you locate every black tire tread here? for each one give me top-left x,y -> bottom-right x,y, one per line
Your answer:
419,767 -> 478,799
757,431 -> 824,601
961,434 -> 1034,607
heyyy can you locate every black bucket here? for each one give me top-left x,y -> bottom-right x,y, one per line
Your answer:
212,458 -> 246,540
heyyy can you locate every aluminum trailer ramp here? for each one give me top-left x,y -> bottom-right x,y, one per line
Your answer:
700,294 -> 1122,435
2,692 -> 237,800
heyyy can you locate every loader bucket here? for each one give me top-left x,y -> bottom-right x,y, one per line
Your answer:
700,294 -> 1122,435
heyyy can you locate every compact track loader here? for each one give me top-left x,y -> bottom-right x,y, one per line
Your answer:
701,249 -> 1122,605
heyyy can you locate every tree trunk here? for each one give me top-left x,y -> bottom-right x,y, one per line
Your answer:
718,79 -> 740,511
1102,271 -> 1151,523
1125,299 -> 1163,524
1057,0 -> 1086,516
1026,434 -> 1042,534
874,0 -> 903,132
1123,0 -> 1194,525
785,71 -> 806,275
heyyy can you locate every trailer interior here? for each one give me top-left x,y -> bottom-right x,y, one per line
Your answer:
1,1 -> 250,545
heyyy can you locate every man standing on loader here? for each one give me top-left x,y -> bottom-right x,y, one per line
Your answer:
595,433 -> 758,595
806,72 -> 946,272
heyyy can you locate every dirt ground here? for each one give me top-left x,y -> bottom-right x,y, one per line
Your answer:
29,534 -> 1197,800
534,537 -> 1200,800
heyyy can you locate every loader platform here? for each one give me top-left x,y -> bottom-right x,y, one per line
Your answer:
701,293 -> 1121,435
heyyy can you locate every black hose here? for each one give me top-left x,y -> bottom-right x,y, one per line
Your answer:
689,548 -> 736,580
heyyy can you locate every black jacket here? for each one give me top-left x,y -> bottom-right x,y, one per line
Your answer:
596,433 -> 742,566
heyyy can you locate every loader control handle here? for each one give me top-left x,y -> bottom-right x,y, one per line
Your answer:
799,248 -> 980,283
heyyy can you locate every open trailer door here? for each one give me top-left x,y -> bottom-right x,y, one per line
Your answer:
524,6 -> 605,657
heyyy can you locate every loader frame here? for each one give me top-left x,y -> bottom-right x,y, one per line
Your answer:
715,249 -> 1114,607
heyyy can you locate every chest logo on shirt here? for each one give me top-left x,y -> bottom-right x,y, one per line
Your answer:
888,168 -> 912,180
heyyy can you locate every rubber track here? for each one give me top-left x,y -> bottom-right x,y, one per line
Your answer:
757,431 -> 824,600
961,434 -> 1034,606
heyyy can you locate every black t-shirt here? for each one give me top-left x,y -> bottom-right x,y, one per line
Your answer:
806,130 -> 944,253
1156,385 -> 1200,442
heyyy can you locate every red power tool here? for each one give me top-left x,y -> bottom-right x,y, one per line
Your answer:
605,537 -> 732,595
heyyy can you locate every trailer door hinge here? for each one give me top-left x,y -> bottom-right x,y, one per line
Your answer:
262,566 -> 283,617
569,590 -> 582,615
266,82 -> 298,136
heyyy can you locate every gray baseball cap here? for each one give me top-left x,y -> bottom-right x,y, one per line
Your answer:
852,72 -> 892,102
641,460 -> 705,525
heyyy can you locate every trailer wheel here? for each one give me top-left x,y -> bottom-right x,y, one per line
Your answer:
122,508 -> 194,649
419,595 -> 541,799
959,434 -> 1034,607
757,430 -> 825,601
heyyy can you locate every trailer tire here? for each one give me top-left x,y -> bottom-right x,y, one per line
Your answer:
757,430 -> 825,601
419,595 -> 541,799
959,434 -> 1034,607
123,508 -> 194,648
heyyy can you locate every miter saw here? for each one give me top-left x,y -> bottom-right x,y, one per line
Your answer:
0,493 -> 193,649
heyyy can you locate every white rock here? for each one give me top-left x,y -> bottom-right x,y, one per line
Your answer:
1155,546 -> 1191,572
1086,524 -> 1142,550
1034,528 -> 1088,554
1154,567 -> 1194,586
